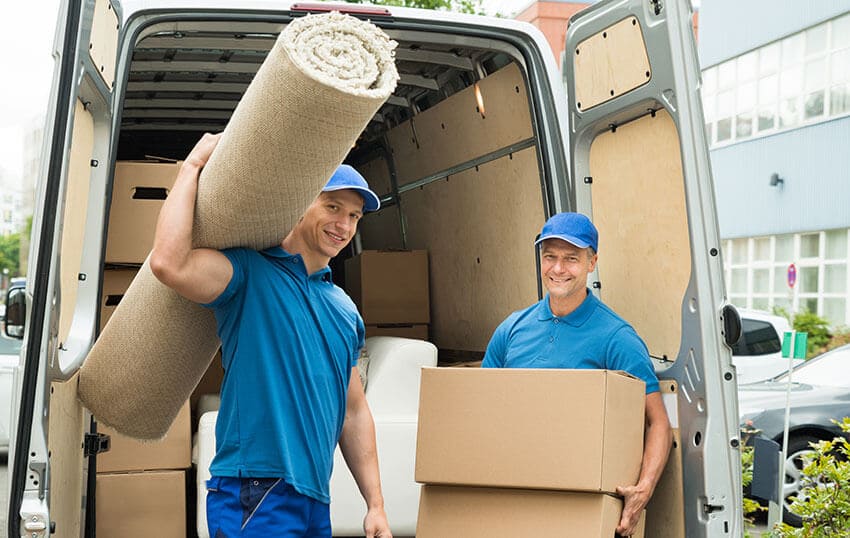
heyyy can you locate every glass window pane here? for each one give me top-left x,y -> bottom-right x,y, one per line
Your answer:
754,237 -> 771,260
703,67 -> 717,93
751,297 -> 769,311
801,233 -> 820,257
758,106 -> 776,131
738,82 -> 757,111
802,296 -> 819,314
825,264 -> 846,293
736,114 -> 753,138
732,238 -> 749,264
774,297 -> 792,313
776,234 -> 794,260
760,43 -> 781,74
718,89 -> 735,116
731,268 -> 747,293
753,268 -> 770,293
782,33 -> 805,66
779,97 -> 799,127
831,48 -> 850,83
805,58 -> 826,91
831,83 -> 850,116
823,298 -> 846,326
805,90 -> 825,119
780,66 -> 804,98
831,13 -> 850,50
826,229 -> 847,258
703,93 -> 716,121
759,74 -> 778,104
719,60 -> 736,89
738,51 -> 758,81
805,25 -> 827,55
716,118 -> 732,142
775,265 -> 792,293
800,266 -> 819,293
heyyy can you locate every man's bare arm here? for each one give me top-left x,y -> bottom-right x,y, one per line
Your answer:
338,368 -> 392,538
615,391 -> 672,536
149,133 -> 233,304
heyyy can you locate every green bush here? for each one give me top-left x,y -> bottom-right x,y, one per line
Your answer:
771,418 -> 850,537
741,426 -> 766,537
792,311 -> 832,357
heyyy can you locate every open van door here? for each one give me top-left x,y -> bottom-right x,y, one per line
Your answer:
563,0 -> 742,536
9,0 -> 121,535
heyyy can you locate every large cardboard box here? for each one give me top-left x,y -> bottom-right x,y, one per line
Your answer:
97,401 -> 191,473
99,269 -> 139,332
344,250 -> 430,324
417,485 -> 645,538
96,470 -> 186,538
105,161 -> 180,264
365,323 -> 429,340
415,368 -> 645,493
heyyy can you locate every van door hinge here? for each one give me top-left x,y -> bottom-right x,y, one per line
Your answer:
83,432 -> 111,457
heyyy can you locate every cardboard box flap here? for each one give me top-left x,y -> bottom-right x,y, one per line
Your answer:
601,370 -> 646,491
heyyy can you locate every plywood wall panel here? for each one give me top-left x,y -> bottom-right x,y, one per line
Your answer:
573,16 -> 651,111
588,110 -> 690,361
387,63 -> 533,186
358,206 -> 404,251
358,157 -> 392,197
400,146 -> 543,351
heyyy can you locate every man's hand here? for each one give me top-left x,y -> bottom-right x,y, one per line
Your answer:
184,132 -> 222,171
614,483 -> 650,536
363,506 -> 392,538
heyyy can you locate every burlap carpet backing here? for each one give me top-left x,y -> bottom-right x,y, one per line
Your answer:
78,13 -> 398,439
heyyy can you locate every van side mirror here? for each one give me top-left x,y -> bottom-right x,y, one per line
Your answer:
722,304 -> 742,348
5,286 -> 26,339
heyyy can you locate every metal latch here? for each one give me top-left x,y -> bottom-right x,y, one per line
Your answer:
83,432 -> 111,457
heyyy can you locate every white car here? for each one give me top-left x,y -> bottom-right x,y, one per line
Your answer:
732,308 -> 799,384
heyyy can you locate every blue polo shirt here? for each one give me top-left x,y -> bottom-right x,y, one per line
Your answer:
482,290 -> 659,394
203,246 -> 364,503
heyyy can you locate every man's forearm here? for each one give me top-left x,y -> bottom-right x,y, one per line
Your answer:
636,416 -> 672,496
151,160 -> 201,269
338,406 -> 385,510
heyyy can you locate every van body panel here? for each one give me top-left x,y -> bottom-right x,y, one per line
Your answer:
565,0 -> 742,536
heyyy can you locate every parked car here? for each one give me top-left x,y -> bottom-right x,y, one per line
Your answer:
0,279 -> 25,453
733,308 -> 798,384
738,344 -> 850,526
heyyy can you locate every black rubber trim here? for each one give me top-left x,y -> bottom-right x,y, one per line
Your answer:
8,0 -> 82,535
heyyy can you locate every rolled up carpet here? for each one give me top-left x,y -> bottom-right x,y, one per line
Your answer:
78,12 -> 399,439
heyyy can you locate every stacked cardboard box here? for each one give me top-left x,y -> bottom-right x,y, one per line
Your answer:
344,250 -> 430,339
105,161 -> 180,264
415,367 -> 647,537
95,402 -> 190,537
95,266 -> 190,537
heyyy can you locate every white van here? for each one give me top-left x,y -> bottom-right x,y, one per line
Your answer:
5,0 -> 746,536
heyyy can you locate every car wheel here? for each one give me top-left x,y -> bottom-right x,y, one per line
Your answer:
781,435 -> 820,527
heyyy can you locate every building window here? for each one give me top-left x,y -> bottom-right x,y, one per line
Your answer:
724,229 -> 850,327
702,13 -> 850,147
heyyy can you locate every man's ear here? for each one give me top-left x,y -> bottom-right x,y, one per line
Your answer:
587,252 -> 598,272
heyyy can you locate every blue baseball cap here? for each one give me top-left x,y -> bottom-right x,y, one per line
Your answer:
322,165 -> 381,213
535,212 -> 599,252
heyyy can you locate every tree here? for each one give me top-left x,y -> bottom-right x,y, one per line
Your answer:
0,232 -> 20,278
345,0 -> 486,16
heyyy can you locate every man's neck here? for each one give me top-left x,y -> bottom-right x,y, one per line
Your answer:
280,233 -> 330,275
548,288 -> 588,318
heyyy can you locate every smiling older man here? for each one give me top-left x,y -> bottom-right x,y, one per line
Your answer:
482,212 -> 672,537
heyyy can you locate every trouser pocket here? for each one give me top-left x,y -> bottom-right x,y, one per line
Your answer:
239,477 -> 281,528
